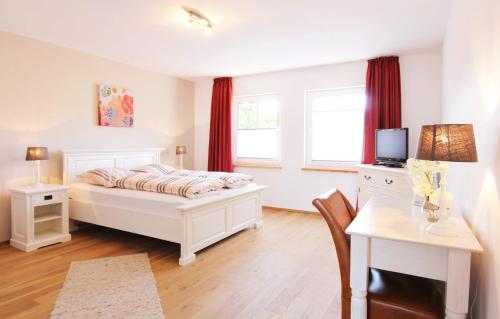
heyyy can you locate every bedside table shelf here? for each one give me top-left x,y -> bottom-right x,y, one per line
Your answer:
35,230 -> 65,241
35,213 -> 62,223
10,184 -> 71,252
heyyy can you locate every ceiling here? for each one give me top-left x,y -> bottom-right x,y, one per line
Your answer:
0,0 -> 451,79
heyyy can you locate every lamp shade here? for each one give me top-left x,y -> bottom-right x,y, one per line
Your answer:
25,147 -> 49,161
416,124 -> 478,162
176,145 -> 187,155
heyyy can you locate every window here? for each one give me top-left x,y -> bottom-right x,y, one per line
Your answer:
305,87 -> 366,167
233,95 -> 280,162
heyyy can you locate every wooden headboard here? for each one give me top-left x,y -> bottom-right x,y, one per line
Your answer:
61,148 -> 164,184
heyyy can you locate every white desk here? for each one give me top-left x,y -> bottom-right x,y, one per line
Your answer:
345,197 -> 483,319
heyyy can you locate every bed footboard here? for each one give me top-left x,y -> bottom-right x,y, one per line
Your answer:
178,188 -> 264,266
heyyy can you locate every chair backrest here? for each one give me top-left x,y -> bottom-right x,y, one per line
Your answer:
312,189 -> 357,319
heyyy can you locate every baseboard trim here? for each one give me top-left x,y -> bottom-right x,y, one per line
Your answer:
263,206 -> 316,214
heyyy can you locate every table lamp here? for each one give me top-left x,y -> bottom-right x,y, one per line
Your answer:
26,147 -> 49,187
416,124 -> 478,236
176,145 -> 187,169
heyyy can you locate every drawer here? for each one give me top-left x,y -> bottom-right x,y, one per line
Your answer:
32,192 -> 64,206
361,172 -> 407,188
360,172 -> 377,185
375,174 -> 404,189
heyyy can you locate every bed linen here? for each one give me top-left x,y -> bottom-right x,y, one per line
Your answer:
131,164 -> 253,188
115,173 -> 224,198
69,182 -> 188,205
130,164 -> 176,176
78,167 -> 131,188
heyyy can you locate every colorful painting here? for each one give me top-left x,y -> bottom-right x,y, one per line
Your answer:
98,84 -> 134,127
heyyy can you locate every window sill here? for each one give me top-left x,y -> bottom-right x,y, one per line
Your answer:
233,162 -> 282,169
301,166 -> 358,173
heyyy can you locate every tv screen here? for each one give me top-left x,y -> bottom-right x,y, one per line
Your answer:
375,128 -> 408,163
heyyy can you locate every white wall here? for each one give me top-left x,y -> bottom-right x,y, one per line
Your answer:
400,52 -> 443,154
0,32 -> 195,242
194,78 -> 213,171
194,51 -> 442,210
442,0 -> 500,318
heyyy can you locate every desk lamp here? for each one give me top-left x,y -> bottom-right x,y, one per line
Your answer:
26,147 -> 49,187
416,124 -> 478,236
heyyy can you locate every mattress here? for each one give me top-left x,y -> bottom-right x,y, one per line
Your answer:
69,182 -> 262,211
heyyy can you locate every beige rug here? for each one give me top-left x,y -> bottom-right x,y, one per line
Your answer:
50,253 -> 164,319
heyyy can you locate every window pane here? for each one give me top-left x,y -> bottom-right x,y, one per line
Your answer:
237,129 -> 278,159
308,88 -> 366,162
312,92 -> 365,112
311,109 -> 364,161
311,95 -> 340,112
338,93 -> 365,111
238,102 -> 258,129
258,99 -> 279,128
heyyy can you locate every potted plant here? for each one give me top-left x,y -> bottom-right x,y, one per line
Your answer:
406,158 -> 452,222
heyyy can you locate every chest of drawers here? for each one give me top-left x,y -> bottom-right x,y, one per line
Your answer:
357,164 -> 412,209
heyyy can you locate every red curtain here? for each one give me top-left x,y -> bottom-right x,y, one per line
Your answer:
361,56 -> 402,164
208,77 -> 233,172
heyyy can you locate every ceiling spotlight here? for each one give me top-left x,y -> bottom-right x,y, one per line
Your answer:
183,8 -> 213,35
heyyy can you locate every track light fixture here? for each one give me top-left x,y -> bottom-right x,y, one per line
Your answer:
183,8 -> 213,35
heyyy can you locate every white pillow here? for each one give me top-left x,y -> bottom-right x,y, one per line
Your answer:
130,164 -> 176,175
78,167 -> 131,188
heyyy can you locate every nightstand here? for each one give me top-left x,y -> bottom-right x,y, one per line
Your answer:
10,184 -> 71,252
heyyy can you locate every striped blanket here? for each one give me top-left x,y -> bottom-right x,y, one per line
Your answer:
131,164 -> 253,188
171,170 -> 253,188
115,173 -> 224,198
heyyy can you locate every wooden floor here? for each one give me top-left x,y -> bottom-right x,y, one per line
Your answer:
0,208 -> 341,319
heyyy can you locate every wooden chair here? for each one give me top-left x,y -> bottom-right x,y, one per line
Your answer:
313,189 -> 444,319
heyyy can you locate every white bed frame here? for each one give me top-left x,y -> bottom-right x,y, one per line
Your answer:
62,148 -> 266,266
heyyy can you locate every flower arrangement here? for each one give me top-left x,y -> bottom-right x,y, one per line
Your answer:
406,158 -> 452,208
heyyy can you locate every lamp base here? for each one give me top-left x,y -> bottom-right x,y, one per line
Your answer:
426,219 -> 457,237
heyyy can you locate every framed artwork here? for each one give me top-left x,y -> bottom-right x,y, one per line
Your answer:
98,84 -> 134,127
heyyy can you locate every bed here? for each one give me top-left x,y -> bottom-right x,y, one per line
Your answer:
62,148 -> 266,266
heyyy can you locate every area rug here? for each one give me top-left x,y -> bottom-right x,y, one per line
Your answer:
50,253 -> 164,319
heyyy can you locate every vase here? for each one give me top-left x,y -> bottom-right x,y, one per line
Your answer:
423,197 -> 439,223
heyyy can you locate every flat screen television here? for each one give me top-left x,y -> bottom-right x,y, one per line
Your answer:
375,128 -> 409,167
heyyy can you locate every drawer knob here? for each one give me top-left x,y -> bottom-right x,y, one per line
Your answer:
364,175 -> 372,181
385,178 -> 394,185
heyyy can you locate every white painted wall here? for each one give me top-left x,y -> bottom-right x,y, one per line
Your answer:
194,51 -> 442,210
400,52 -> 443,154
442,0 -> 500,318
0,32 -> 195,242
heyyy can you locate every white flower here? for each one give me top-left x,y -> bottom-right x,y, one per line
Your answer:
414,182 -> 433,197
429,188 -> 441,206
406,158 -> 453,209
406,158 -> 440,197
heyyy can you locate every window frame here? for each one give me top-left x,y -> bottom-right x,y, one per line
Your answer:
232,93 -> 282,165
304,86 -> 366,170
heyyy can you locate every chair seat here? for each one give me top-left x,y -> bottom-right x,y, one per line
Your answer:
368,269 -> 445,319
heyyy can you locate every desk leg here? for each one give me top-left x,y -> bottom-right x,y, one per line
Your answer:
350,235 -> 369,319
445,249 -> 472,319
